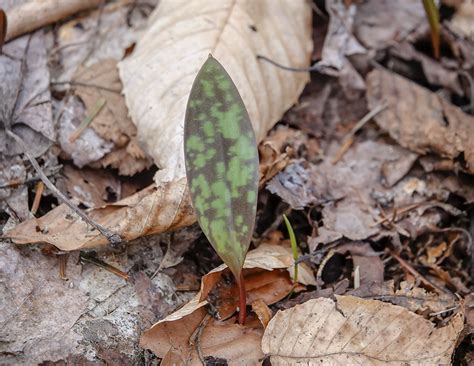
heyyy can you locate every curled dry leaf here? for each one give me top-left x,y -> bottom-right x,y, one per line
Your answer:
6,0 -> 313,248
367,69 -> 474,174
6,179 -> 195,250
262,295 -> 464,365
140,307 -> 265,365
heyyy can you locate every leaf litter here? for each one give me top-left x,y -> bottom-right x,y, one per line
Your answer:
0,0 -> 473,364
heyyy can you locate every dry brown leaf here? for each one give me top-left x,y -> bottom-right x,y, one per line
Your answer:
262,295 -> 464,365
63,165 -> 121,208
73,59 -> 152,176
200,244 -> 315,320
140,307 -> 264,365
367,69 -> 474,174
252,299 -> 272,329
6,179 -> 195,250
119,0 -> 312,184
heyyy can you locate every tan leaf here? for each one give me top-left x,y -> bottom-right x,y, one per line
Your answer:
252,299 -> 272,329
118,0 -> 312,183
367,69 -> 474,174
73,59 -> 152,176
262,295 -> 464,365
140,307 -> 264,365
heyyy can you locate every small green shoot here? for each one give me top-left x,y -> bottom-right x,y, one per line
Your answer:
422,0 -> 440,59
184,55 -> 259,325
283,214 -> 298,283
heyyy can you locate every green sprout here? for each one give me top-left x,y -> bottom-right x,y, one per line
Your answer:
283,214 -> 299,283
184,55 -> 259,325
422,0 -> 440,59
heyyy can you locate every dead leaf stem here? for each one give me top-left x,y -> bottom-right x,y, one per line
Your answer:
5,129 -> 122,247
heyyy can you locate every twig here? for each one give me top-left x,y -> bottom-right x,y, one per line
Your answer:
371,202 -> 423,227
69,98 -> 106,142
257,55 -> 325,73
6,129 -> 122,247
5,0 -> 102,42
390,251 -> 449,295
0,9 -> 6,53
51,80 -> 121,94
30,181 -> 44,215
79,252 -> 129,280
189,314 -> 211,364
58,253 -> 69,280
0,165 -> 62,189
332,102 -> 388,164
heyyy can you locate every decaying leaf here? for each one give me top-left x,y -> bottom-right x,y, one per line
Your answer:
262,295 -> 464,365
184,55 -> 259,282
140,307 -> 264,365
0,30 -> 54,158
349,280 -> 457,314
367,68 -> 474,173
73,59 -> 152,176
0,243 -> 88,364
119,0 -> 312,184
354,0 -> 426,50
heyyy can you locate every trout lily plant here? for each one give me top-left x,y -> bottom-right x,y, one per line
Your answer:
184,55 -> 259,324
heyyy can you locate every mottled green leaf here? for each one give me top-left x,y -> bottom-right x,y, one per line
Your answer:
184,55 -> 259,278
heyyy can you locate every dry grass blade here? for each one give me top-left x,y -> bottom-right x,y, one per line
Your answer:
262,296 -> 464,365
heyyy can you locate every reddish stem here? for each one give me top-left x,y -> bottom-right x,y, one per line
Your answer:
237,271 -> 247,325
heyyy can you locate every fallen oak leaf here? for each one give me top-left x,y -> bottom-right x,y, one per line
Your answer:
262,295 -> 464,365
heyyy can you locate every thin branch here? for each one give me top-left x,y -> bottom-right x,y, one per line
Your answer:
51,80 -> 121,94
257,55 -> 327,73
6,129 -> 122,247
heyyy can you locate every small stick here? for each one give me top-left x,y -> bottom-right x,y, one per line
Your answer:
257,55 -> 325,73
79,252 -> 129,280
30,181 -> 44,215
332,102 -> 388,164
0,9 -> 6,53
189,314 -> 211,364
5,0 -> 103,42
69,98 -> 106,142
51,81 -> 121,94
0,165 -> 62,189
58,253 -> 69,280
390,251 -> 448,295
6,129 -> 122,247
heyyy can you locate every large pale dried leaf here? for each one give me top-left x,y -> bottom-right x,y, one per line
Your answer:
118,0 -> 312,183
367,69 -> 474,173
73,59 -> 152,175
262,295 -> 464,365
